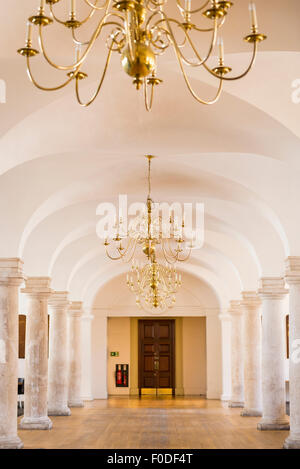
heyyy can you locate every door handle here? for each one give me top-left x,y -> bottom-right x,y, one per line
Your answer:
154,360 -> 159,371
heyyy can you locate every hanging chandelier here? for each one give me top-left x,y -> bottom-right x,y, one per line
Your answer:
127,258 -> 182,312
104,154 -> 192,311
18,1 -> 267,110
104,154 -> 192,265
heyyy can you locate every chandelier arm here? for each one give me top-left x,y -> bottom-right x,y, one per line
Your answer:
192,16 -> 226,33
77,1 -> 101,25
177,249 -> 192,262
26,56 -> 75,91
146,11 -> 173,51
49,1 -> 98,25
49,4 -> 69,25
203,41 -> 258,81
74,48 -> 111,107
70,10 -> 124,44
177,17 -> 218,67
145,9 -> 165,32
120,238 -> 139,263
72,20 -> 124,47
164,237 -> 190,264
71,28 -> 92,46
174,44 -> 224,105
38,10 -> 111,71
144,79 -> 155,111
176,0 -> 210,15
162,239 -> 180,264
146,0 -> 167,13
84,0 -> 111,11
105,246 -> 124,260
155,15 -> 218,68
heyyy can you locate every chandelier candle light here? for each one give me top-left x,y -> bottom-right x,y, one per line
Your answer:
104,155 -> 192,312
18,0 -> 266,110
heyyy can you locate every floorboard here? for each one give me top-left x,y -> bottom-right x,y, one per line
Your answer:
18,397 -> 289,449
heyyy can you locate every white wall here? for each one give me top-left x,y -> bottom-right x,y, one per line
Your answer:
182,317 -> 207,395
107,317 -> 131,395
91,315 -> 107,399
206,314 -> 222,399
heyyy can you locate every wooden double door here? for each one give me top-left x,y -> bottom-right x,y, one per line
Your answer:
138,320 -> 175,393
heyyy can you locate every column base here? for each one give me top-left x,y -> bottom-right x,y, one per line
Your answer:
283,436 -> 300,449
48,406 -> 71,416
229,401 -> 244,408
0,436 -> 24,449
19,416 -> 53,430
241,408 -> 262,417
68,400 -> 84,408
257,418 -> 290,431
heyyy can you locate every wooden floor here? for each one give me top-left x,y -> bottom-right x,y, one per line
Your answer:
18,397 -> 289,449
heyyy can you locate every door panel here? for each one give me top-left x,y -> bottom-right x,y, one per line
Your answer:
138,320 -> 175,392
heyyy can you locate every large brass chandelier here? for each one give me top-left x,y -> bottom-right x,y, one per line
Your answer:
104,155 -> 191,312
18,1 -> 266,110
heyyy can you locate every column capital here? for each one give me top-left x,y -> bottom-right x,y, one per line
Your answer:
0,258 -> 25,286
241,291 -> 261,309
69,301 -> 83,317
228,300 -> 242,316
21,277 -> 52,299
258,277 -> 288,300
48,291 -> 70,310
285,257 -> 300,285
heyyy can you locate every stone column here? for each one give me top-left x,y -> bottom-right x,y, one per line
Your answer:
48,291 -> 71,416
81,314 -> 94,401
0,259 -> 24,449
284,257 -> 300,448
219,312 -> 231,401
228,300 -> 244,408
20,277 -> 53,430
68,302 -> 84,407
258,278 -> 289,430
240,291 -> 262,417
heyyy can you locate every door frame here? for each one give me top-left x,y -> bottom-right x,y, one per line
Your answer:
138,319 -> 176,394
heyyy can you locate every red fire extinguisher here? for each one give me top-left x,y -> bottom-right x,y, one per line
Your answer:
116,365 -> 122,385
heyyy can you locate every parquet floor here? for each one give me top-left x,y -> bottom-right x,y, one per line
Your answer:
18,397 -> 289,449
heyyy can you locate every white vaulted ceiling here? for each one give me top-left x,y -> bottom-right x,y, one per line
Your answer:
0,0 -> 299,311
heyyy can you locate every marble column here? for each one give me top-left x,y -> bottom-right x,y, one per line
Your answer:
258,278 -> 289,430
284,257 -> 300,448
219,312 -> 231,401
48,291 -> 71,416
228,300 -> 244,408
68,301 -> 84,407
20,277 -> 53,430
81,314 -> 94,401
0,259 -> 24,449
240,291 -> 262,417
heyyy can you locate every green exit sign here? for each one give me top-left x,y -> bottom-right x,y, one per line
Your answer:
110,352 -> 119,357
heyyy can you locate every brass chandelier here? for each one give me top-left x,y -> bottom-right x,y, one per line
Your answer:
18,0 -> 266,110
104,155 -> 192,311
127,259 -> 182,312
